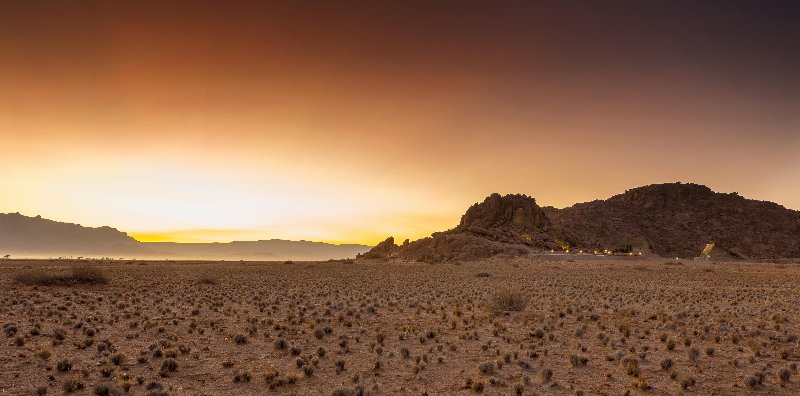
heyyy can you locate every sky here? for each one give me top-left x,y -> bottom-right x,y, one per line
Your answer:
1,1 -> 799,245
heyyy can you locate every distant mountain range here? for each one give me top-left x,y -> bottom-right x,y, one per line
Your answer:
363,183 -> 800,261
0,213 -> 371,261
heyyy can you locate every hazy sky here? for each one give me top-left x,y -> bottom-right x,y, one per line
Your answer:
1,1 -> 799,244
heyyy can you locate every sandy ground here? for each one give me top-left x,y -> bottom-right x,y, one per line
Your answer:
1,257 -> 799,395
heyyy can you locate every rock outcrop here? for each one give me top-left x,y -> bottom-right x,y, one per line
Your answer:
361,193 -> 562,262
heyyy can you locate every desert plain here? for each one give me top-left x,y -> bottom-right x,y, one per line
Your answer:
1,257 -> 799,395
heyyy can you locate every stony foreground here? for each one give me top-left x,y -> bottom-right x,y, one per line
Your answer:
1,258 -> 799,395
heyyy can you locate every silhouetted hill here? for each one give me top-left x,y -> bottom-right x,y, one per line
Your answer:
543,183 -> 800,259
0,213 -> 371,260
0,213 -> 144,257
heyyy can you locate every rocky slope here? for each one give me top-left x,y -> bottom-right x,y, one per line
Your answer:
543,183 -> 800,259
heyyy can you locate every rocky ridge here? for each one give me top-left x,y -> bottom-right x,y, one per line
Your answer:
363,183 -> 800,261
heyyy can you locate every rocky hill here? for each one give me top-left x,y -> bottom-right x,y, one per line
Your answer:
363,183 -> 800,262
543,183 -> 800,259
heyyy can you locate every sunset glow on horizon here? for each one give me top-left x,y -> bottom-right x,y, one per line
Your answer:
2,1 -> 799,245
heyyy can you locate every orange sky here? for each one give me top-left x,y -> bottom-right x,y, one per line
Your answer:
1,1 -> 799,244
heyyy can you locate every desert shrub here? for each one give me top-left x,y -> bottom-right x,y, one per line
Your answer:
56,359 -> 72,372
666,339 -> 676,350
62,378 -> 84,393
145,382 -> 163,391
489,289 -> 528,312
35,385 -> 47,395
471,380 -> 485,392
746,372 -> 765,387
14,269 -> 53,286
37,349 -> 51,360
541,368 -> 553,382
233,334 -> 248,345
478,361 -> 494,374
53,327 -> 67,341
624,358 -> 640,376
233,370 -> 252,382
475,272 -> 491,278
93,383 -> 121,396
160,359 -> 178,375
146,382 -> 169,395
660,358 -> 673,370
570,355 -> 589,367
3,323 -> 18,337
70,266 -> 107,284
780,368 -> 791,383
335,359 -> 346,373
111,353 -> 124,365
634,377 -> 650,390
15,266 -> 107,286
688,347 -> 700,361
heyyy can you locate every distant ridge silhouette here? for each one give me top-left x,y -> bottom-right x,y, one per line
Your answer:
0,213 -> 371,261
